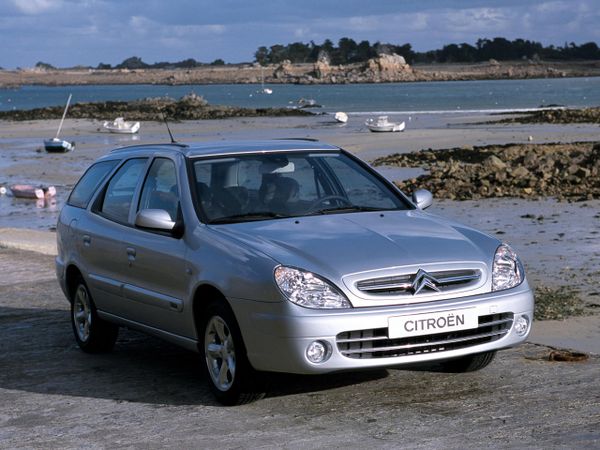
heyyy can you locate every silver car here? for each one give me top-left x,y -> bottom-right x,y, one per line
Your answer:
56,139 -> 534,405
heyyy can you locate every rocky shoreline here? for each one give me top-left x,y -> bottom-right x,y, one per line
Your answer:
2,57 -> 599,87
0,93 -> 313,121
491,107 -> 600,124
374,142 -> 600,201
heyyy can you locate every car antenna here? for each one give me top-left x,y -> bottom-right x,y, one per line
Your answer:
162,113 -> 178,144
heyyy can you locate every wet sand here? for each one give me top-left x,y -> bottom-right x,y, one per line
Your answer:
1,113 -> 599,354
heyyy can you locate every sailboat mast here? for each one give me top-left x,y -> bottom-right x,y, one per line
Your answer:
55,94 -> 72,139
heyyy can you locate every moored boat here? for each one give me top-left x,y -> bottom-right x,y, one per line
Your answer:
45,93 -> 75,152
9,184 -> 56,199
102,117 -> 141,134
334,112 -> 348,123
365,116 -> 406,132
44,138 -> 75,152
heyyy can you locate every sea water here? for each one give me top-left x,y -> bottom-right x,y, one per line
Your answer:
1,77 -> 599,113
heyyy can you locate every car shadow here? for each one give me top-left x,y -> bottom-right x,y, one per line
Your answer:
0,305 -> 387,406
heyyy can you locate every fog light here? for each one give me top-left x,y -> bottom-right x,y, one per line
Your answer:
306,340 -> 330,364
514,315 -> 530,336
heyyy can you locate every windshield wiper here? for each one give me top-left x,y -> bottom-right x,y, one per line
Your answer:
209,211 -> 287,224
306,205 -> 391,216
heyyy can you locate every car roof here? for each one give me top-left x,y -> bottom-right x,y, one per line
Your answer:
104,139 -> 341,160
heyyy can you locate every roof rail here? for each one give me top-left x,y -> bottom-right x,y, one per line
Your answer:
273,137 -> 319,142
110,142 -> 189,153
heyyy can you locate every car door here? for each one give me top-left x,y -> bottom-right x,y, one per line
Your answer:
79,157 -> 149,315
117,156 -> 190,336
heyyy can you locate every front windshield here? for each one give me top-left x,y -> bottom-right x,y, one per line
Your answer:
191,151 -> 411,224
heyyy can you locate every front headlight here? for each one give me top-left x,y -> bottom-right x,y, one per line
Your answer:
274,266 -> 352,309
492,243 -> 524,291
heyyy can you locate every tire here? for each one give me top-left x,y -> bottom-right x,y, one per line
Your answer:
70,278 -> 118,353
438,351 -> 497,373
201,300 -> 265,405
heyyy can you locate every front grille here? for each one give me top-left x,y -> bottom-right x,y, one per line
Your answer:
336,313 -> 513,359
356,269 -> 481,296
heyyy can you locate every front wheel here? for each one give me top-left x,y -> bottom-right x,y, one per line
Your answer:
437,351 -> 497,372
201,301 -> 264,405
70,279 -> 118,353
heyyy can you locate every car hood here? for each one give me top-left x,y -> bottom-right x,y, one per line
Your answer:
213,210 -> 500,279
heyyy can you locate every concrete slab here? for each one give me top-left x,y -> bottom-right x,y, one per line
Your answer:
0,227 -> 57,256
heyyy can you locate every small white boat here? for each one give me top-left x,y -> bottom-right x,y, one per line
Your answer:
102,117 -> 141,134
44,138 -> 75,152
259,66 -> 273,94
9,184 -> 56,200
365,116 -> 406,133
334,112 -> 348,123
45,93 -> 75,152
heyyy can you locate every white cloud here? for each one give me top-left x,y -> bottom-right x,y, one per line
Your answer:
294,27 -> 310,38
127,15 -> 225,39
171,23 -> 226,37
534,1 -> 570,13
407,13 -> 428,32
348,16 -> 381,32
129,15 -> 153,35
10,0 -> 61,14
444,8 -> 509,33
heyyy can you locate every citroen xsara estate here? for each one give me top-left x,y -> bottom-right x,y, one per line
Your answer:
56,140 -> 534,405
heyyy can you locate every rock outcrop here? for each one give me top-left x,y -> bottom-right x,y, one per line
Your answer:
373,142 -> 600,201
363,54 -> 413,81
491,107 -> 600,125
274,60 -> 293,79
0,95 -> 314,121
313,50 -> 335,80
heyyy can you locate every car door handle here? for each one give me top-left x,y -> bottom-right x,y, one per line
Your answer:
82,235 -> 91,246
126,247 -> 136,265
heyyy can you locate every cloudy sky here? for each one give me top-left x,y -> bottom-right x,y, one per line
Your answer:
1,0 -> 599,68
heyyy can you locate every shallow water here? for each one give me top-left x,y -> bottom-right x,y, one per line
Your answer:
1,77 -> 599,113
0,193 -> 63,229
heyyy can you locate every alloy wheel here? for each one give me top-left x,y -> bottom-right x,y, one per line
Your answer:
205,315 -> 236,392
73,285 -> 92,342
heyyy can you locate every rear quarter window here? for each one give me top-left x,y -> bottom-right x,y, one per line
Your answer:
67,160 -> 119,209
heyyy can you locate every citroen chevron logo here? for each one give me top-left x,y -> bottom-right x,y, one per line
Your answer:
411,269 -> 441,295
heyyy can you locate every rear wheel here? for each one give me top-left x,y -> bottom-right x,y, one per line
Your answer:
201,301 -> 264,405
70,279 -> 118,353
438,351 -> 496,372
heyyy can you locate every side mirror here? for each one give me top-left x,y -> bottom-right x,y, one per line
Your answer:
135,209 -> 176,231
412,189 -> 433,210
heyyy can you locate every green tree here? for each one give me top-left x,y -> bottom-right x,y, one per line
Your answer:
269,44 -> 287,63
255,46 -> 269,65
115,56 -> 148,69
287,42 -> 311,63
35,61 -> 55,70
337,37 -> 358,63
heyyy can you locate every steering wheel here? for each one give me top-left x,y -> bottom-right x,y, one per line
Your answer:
307,195 -> 351,213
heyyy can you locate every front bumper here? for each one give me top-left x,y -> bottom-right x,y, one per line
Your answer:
230,283 -> 534,374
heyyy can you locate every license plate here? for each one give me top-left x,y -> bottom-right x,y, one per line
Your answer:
388,308 -> 478,339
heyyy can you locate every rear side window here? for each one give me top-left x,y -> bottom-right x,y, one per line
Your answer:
96,158 -> 147,223
68,160 -> 119,209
